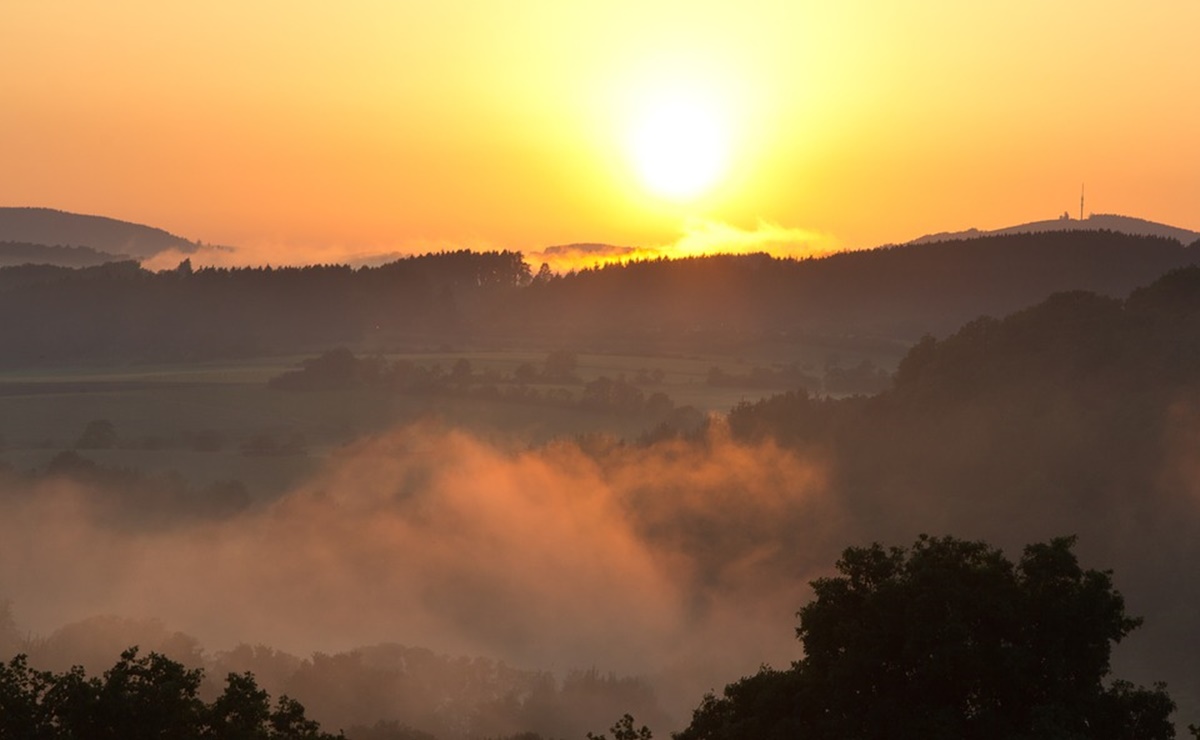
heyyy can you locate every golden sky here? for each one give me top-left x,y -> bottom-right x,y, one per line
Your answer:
2,1 -> 1198,266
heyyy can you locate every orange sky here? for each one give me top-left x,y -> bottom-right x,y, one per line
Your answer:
2,2 -> 1197,266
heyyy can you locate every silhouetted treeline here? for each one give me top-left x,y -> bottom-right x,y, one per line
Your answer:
0,206 -> 195,259
280,649 -> 666,740
0,449 -> 252,527
0,609 -> 669,740
0,250 -> 531,365
0,259 -> 143,293
0,240 -> 125,268
499,230 -> 1200,344
268,348 -> 690,421
0,646 -> 340,739
718,266 -> 1200,718
3,231 -> 1198,366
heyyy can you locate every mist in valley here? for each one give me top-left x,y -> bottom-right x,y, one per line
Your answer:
0,418 -> 840,736
6,392 -> 1200,734
4,240 -> 1200,736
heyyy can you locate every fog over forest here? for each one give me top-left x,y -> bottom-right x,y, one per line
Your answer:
1,421 -> 834,727
3,228 -> 1200,737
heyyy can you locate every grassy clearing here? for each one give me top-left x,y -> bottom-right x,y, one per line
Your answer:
0,342 -> 902,497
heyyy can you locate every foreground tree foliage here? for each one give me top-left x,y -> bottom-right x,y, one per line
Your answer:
675,535 -> 1175,740
0,647 -> 341,739
587,713 -> 653,740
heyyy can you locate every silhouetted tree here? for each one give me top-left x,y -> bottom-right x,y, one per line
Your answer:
588,713 -> 653,740
0,647 -> 340,739
74,419 -> 117,450
270,348 -> 363,391
581,376 -> 644,413
451,358 -> 473,385
542,351 -> 578,382
513,362 -> 538,384
675,535 -> 1175,740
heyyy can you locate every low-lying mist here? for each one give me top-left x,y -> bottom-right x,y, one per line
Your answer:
0,419 -> 838,731
8,386 -> 1199,733
139,218 -> 841,274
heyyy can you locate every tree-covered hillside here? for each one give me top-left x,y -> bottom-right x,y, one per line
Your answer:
1,230 -> 1197,366
0,207 -> 196,259
723,266 -> 1200,720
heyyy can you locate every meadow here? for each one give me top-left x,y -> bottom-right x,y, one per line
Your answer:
0,344 -> 898,500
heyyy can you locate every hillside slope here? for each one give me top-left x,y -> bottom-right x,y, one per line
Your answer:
2,230 -> 1199,365
725,266 -> 1200,722
503,229 -> 1200,341
0,207 -> 195,259
911,212 -> 1200,246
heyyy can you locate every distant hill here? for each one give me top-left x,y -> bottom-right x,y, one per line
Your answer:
910,213 -> 1200,246
723,266 -> 1200,718
0,207 -> 196,259
0,241 -> 127,268
2,227 -> 1200,365
502,229 -> 1200,342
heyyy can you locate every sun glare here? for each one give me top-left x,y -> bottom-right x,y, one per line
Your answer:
629,94 -> 730,202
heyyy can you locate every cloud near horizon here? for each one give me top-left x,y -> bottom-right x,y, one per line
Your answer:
526,219 -> 842,274
139,234 -> 510,272
141,220 -> 841,274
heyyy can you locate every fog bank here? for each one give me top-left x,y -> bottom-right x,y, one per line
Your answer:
0,420 -> 837,723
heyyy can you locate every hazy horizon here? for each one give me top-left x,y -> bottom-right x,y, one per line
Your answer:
4,204 -> 1199,277
3,3 -> 1198,266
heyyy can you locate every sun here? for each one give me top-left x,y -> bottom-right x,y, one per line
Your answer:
628,93 -> 730,202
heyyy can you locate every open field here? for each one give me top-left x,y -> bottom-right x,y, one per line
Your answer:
0,343 -> 903,500
0,346 -> 899,500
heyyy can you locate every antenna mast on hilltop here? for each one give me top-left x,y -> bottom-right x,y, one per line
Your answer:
1080,183 -> 1085,221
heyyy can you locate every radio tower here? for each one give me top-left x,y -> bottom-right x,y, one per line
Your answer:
1080,183 -> 1085,221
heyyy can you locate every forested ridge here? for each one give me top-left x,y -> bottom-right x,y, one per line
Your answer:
0,251 -> 531,364
1,230 -> 1197,365
505,229 -> 1200,339
0,620 -> 667,740
0,207 -> 195,259
720,266 -> 1200,726
0,241 -> 125,268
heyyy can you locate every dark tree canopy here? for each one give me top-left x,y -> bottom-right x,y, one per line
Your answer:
588,713 -> 654,740
1,230 -> 1196,365
74,418 -> 117,450
675,535 -> 1175,740
0,647 -> 341,739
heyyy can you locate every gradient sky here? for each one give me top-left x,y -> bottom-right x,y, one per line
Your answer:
2,1 -> 1197,265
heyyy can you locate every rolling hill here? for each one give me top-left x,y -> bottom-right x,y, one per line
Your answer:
2,228 -> 1199,366
0,207 -> 196,260
0,241 -> 127,268
910,212 -> 1200,246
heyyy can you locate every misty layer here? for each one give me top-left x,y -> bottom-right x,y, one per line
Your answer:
522,220 -> 839,275
0,421 -> 833,723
